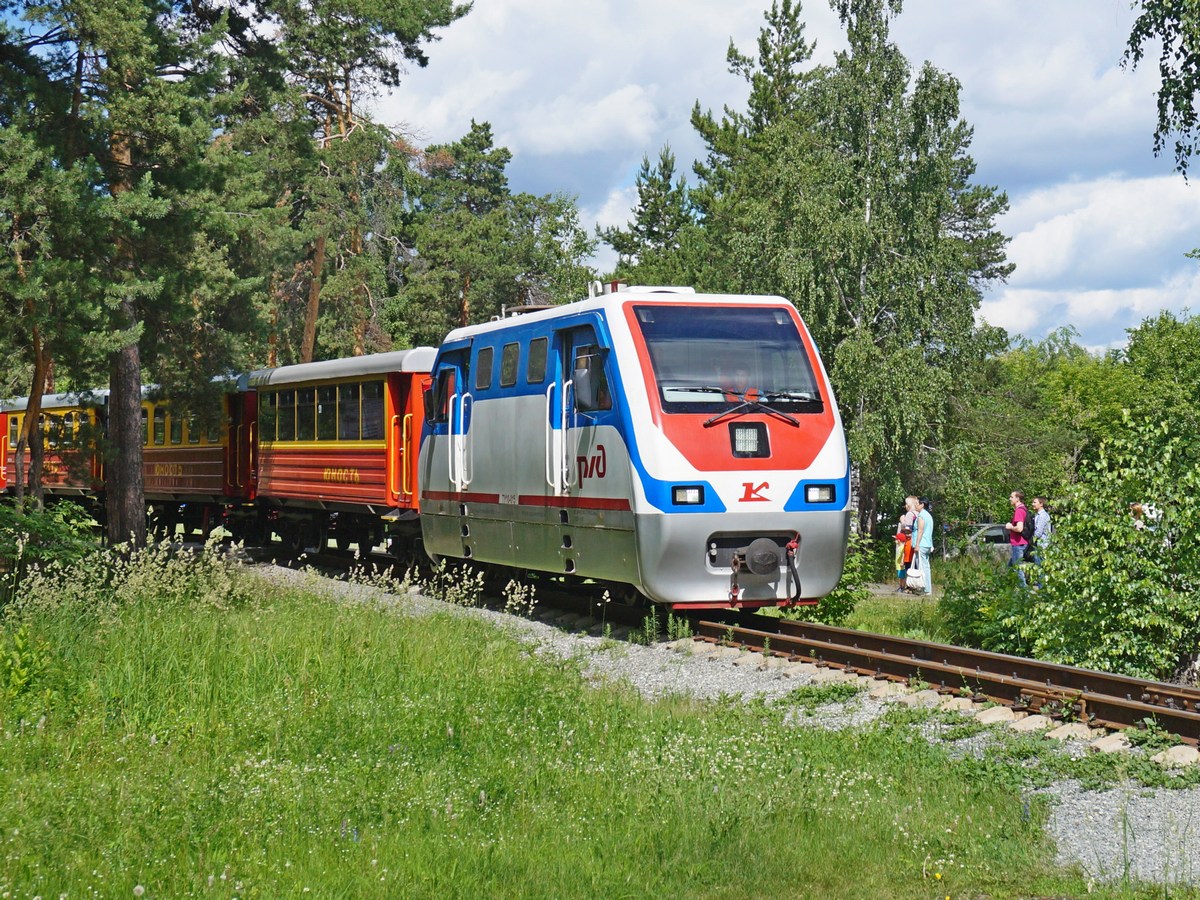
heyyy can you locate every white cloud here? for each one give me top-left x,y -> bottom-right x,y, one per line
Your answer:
504,84 -> 660,155
589,185 -> 638,232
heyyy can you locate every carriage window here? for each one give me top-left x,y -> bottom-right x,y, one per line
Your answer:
361,381 -> 384,440
277,390 -> 296,442
170,413 -> 183,445
475,347 -> 494,391
500,343 -> 520,387
527,337 -> 548,383
338,384 -> 360,440
11,414 -> 20,446
296,387 -> 316,441
141,408 -> 149,446
259,391 -> 277,443
153,408 -> 166,446
317,386 -> 337,440
187,416 -> 200,444
208,415 -> 222,444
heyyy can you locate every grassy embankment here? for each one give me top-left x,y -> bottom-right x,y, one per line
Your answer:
0,545 -> 1108,898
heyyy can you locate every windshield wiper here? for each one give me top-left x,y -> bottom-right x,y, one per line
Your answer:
703,399 -> 799,428
763,389 -> 821,403
660,384 -> 730,395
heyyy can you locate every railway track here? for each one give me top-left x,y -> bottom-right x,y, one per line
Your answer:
692,616 -> 1200,746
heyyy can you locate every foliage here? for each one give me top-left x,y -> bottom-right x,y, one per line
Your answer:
417,558 -> 485,607
1125,0 -> 1200,175
388,121 -> 596,346
936,329 -> 1088,528
597,145 -> 698,285
0,502 -> 100,607
935,554 -> 1031,657
1019,415 -> 1200,680
782,680 -> 865,709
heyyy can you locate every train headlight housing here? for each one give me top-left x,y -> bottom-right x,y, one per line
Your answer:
805,484 -> 836,503
672,485 -> 705,505
729,422 -> 769,458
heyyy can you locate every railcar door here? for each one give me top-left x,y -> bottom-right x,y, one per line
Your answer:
548,326 -> 611,496
428,349 -> 472,493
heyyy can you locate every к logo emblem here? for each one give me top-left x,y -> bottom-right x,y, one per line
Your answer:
740,481 -> 769,502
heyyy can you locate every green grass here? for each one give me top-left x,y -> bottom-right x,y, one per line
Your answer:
0,547 -> 1140,898
846,589 -> 949,642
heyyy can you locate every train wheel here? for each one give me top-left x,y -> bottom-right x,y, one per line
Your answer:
279,523 -> 305,558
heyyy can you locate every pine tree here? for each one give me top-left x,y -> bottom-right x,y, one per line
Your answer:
598,146 -> 696,285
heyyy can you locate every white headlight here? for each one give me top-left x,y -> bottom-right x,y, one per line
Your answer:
805,484 -> 835,503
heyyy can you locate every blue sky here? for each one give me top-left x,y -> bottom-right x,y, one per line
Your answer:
376,0 -> 1200,351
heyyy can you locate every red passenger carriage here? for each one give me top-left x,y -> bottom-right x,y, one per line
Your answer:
240,349 -> 435,554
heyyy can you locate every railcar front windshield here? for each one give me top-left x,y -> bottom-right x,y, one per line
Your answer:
632,304 -> 823,414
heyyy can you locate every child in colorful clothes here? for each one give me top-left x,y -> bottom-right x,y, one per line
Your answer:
894,501 -> 917,592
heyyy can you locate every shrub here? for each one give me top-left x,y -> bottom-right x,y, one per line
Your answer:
1019,416 -> 1200,679
936,555 -> 1030,657
0,501 -> 100,608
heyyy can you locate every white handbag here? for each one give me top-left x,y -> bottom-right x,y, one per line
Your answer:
905,561 -> 925,591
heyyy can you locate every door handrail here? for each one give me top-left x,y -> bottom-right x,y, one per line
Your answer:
544,383 -> 556,491
401,413 -> 413,497
388,414 -> 401,501
461,393 -> 473,487
232,424 -> 244,489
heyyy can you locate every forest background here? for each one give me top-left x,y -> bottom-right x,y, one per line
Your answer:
2,0 -> 1200,566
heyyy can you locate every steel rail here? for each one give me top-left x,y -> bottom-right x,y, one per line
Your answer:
696,619 -> 1200,745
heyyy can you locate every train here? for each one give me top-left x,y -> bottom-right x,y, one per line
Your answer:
1,284 -> 850,609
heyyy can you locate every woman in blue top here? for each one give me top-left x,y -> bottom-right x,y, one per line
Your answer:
912,495 -> 934,596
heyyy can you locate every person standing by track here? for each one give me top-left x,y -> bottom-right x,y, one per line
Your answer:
1004,491 -> 1032,586
894,499 -> 917,592
912,496 -> 934,596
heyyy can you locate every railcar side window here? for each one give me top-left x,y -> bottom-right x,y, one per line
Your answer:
259,391 -> 277,442
527,337 -> 548,383
338,384 -> 360,440
8,415 -> 16,446
153,408 -> 166,446
296,387 -> 316,441
170,414 -> 183,445
500,343 -> 519,387
317,386 -> 337,440
432,369 -> 456,424
277,390 -> 296,442
207,416 -> 221,444
361,381 -> 384,440
573,345 -> 612,412
141,409 -> 149,446
187,416 -> 200,444
475,347 -> 494,391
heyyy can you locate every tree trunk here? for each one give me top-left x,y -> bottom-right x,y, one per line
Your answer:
459,273 -> 471,327
301,233 -> 326,363
105,129 -> 145,547
105,312 -> 145,547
